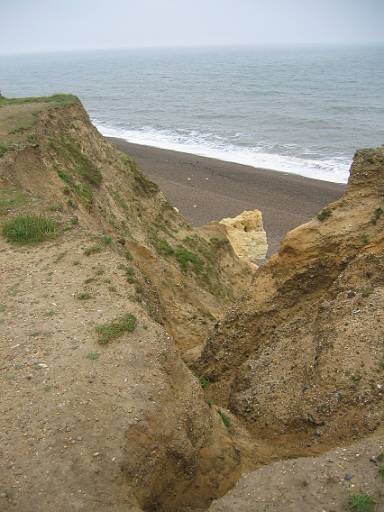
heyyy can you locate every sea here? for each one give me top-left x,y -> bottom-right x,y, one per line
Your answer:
1,45 -> 383,183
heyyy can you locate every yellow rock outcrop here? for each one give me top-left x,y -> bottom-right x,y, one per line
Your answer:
219,209 -> 268,264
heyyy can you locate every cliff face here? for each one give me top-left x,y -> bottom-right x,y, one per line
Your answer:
0,96 -> 262,512
2,95 -> 384,512
197,147 -> 384,447
0,96 -> 256,357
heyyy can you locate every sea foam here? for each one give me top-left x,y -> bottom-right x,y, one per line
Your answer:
95,122 -> 350,184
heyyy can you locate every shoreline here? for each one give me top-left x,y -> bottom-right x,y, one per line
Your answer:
108,137 -> 346,255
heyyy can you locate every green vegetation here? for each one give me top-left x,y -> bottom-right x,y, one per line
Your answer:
124,249 -> 133,261
359,287 -> 373,298
199,377 -> 210,389
86,351 -> 100,361
9,124 -> 31,135
371,207 -> 384,225
0,143 -> 8,157
218,410 -> 231,428
378,464 -> 384,480
76,292 -> 91,300
349,494 -> 375,512
57,167 -> 93,208
52,137 -> 101,186
100,234 -> 112,246
0,94 -> 77,108
175,246 -> 204,273
84,244 -> 102,256
96,313 -> 137,344
149,230 -> 175,257
0,187 -> 28,215
210,237 -> 229,249
317,207 -> 332,222
52,133 -> 102,208
49,201 -> 64,213
125,157 -> 159,196
27,134 -> 38,145
84,235 -> 112,256
2,214 -> 58,244
361,234 -> 370,245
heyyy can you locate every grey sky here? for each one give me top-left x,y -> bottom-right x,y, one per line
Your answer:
1,0 -> 384,54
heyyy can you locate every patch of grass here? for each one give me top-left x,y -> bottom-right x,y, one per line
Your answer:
83,235 -> 112,256
0,94 -> 77,107
377,452 -> 384,463
0,143 -> 8,157
9,125 -> 29,135
349,494 -> 375,512
151,234 -> 175,256
49,202 -> 64,212
127,159 -> 159,196
45,309 -> 56,317
378,464 -> 384,480
96,313 -> 137,345
100,234 -> 112,246
361,234 -> 370,245
86,351 -> 100,361
84,244 -> 102,256
27,134 -> 38,145
175,246 -> 204,274
76,292 -> 91,300
359,287 -> 373,298
199,376 -> 210,389
371,207 -> 384,225
69,216 -> 79,226
378,360 -> 384,370
317,208 -> 332,222
218,410 -> 231,428
0,304 -> 6,313
51,136 -> 102,187
126,266 -> 135,277
0,187 -> 28,215
2,214 -> 58,244
57,167 -> 93,208
351,373 -> 362,384
210,237 -> 229,249
124,249 -> 133,261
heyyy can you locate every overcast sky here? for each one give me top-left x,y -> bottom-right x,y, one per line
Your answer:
1,0 -> 383,54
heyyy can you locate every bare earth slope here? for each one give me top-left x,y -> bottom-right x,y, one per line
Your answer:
0,95 -> 259,512
198,146 -> 384,451
2,95 -> 384,512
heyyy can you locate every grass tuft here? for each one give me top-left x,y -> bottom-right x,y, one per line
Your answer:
86,351 -> 100,361
96,313 -> 137,344
0,94 -> 77,108
317,208 -> 332,222
2,214 -> 58,244
349,494 -> 375,512
76,292 -> 91,300
175,246 -> 204,274
199,376 -> 210,389
218,409 -> 231,428
371,207 -> 384,225
0,143 -> 8,157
